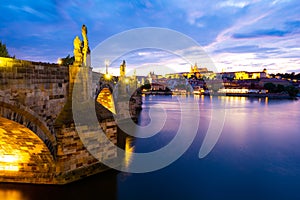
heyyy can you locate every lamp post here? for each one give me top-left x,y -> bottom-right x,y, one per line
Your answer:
105,59 -> 110,75
104,59 -> 111,80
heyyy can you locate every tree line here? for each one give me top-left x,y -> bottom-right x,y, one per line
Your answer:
269,72 -> 300,80
0,41 -> 11,58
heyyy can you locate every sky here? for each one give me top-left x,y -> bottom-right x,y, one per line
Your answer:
1,0 -> 300,75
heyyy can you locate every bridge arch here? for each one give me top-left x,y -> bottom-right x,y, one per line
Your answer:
0,117 -> 56,183
0,101 -> 57,160
95,82 -> 116,114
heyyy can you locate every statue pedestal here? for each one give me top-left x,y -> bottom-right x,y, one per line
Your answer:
69,65 -> 92,102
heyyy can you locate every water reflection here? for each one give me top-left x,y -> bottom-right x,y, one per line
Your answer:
0,170 -> 118,200
1,96 -> 300,200
117,95 -> 300,199
124,137 -> 135,169
265,96 -> 269,105
0,189 -> 27,200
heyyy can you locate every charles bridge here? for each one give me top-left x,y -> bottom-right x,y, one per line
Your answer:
0,26 -> 142,184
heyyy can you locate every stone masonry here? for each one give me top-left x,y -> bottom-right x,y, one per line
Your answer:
0,57 -> 121,184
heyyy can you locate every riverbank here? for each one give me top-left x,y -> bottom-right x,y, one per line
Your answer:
213,92 -> 298,99
142,91 -> 173,95
142,90 -> 298,100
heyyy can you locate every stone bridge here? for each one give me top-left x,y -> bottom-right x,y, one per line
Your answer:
0,58 -> 69,158
0,56 -> 141,184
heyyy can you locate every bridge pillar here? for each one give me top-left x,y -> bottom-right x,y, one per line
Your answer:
69,65 -> 93,102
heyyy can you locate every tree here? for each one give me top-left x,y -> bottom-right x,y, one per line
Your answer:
0,41 -> 10,57
250,82 -> 256,89
276,84 -> 285,93
60,54 -> 74,66
206,80 -> 223,93
141,79 -> 151,90
141,83 -> 151,90
285,85 -> 299,97
264,83 -> 276,93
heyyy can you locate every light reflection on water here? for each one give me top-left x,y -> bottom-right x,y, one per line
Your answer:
0,189 -> 27,200
0,95 -> 299,200
118,95 -> 300,200
124,137 -> 135,169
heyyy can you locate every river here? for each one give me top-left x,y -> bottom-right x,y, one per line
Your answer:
1,95 -> 300,200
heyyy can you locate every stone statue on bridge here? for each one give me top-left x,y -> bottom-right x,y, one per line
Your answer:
73,36 -> 83,65
73,24 -> 90,67
81,25 -> 90,67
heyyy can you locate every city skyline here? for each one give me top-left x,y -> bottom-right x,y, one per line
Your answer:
1,0 -> 300,74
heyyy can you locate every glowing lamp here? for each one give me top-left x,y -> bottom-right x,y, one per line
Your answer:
57,58 -> 63,65
104,73 -> 111,80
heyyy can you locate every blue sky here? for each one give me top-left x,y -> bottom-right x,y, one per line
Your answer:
1,0 -> 300,75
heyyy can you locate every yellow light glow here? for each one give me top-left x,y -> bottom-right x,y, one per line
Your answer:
0,154 -> 18,163
124,137 -> 134,168
104,73 -> 111,80
0,164 -> 19,171
57,58 -> 63,65
0,154 -> 20,171
96,88 -> 116,114
193,94 -> 200,100
0,58 -> 4,66
0,190 -> 24,200
0,57 -> 12,66
125,78 -> 129,84
0,117 -> 55,176
201,95 -> 204,101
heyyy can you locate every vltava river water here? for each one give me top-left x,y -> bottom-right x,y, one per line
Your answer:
1,95 -> 300,200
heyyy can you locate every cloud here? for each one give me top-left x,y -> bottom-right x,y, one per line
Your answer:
204,11 -> 272,52
214,45 -> 278,53
94,48 -> 191,76
187,11 -> 204,25
271,0 -> 292,5
0,0 -> 299,73
284,20 -> 300,32
232,19 -> 300,39
232,29 -> 290,39
200,0 -> 300,73
218,1 -> 250,8
22,6 -> 46,18
212,52 -> 300,73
